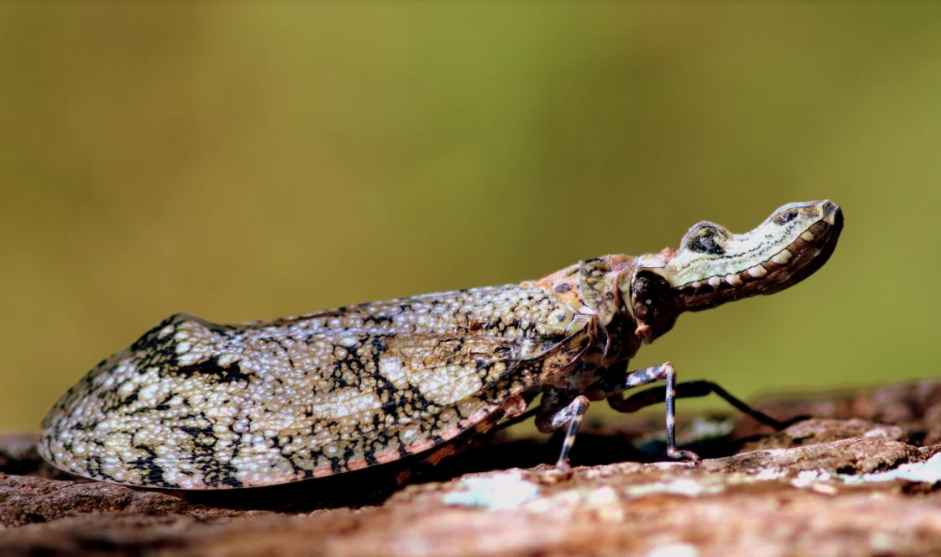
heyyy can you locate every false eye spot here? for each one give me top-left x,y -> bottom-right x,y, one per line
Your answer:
774,210 -> 799,225
686,228 -> 725,255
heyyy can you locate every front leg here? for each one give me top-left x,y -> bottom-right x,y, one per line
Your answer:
592,362 -> 787,461
587,362 -> 699,461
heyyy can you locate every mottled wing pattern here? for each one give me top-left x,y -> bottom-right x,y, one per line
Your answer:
40,285 -> 584,489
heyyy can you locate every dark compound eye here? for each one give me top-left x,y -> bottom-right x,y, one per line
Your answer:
774,210 -> 799,225
686,227 -> 725,255
633,272 -> 671,307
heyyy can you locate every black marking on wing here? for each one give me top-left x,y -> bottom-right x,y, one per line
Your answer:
170,358 -> 250,384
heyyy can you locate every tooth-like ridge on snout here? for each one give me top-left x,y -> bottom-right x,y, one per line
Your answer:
677,220 -> 827,291
747,265 -> 767,278
679,249 -> 794,291
771,249 -> 792,265
682,252 -> 789,289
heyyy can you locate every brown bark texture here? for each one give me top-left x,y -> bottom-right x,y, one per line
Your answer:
3,379 -> 941,557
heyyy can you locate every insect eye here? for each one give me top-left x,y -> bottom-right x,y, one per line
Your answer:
633,272 -> 671,307
686,227 -> 726,255
774,210 -> 799,225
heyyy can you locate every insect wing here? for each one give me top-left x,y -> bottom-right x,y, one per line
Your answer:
40,286 -> 578,489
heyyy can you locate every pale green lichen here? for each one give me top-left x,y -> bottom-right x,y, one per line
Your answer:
840,453 -> 941,484
645,543 -> 700,557
441,470 -> 541,510
622,478 -> 722,498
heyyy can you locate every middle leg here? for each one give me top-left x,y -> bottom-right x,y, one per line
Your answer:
534,388 -> 591,478
548,395 -> 590,477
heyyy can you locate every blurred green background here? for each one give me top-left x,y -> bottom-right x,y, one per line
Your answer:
1,2 -> 939,431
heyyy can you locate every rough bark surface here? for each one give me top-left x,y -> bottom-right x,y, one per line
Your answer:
3,380 -> 941,557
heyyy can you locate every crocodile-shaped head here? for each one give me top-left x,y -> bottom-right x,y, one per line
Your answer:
623,200 -> 844,343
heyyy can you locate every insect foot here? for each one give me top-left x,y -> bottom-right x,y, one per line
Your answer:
40,200 -> 842,489
667,448 -> 701,463
538,462 -> 575,485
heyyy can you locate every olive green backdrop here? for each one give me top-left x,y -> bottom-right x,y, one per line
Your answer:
1,2 -> 939,431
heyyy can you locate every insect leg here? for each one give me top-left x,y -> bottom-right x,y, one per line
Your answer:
587,362 -> 698,461
546,395 -> 590,477
605,379 -> 787,430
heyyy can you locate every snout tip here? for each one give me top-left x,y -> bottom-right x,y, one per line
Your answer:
821,200 -> 843,227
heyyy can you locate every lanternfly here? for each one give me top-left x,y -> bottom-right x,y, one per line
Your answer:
40,200 -> 843,489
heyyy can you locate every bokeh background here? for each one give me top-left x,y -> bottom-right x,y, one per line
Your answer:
1,2 -> 939,431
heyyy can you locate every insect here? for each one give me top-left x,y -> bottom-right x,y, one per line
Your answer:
40,200 -> 843,489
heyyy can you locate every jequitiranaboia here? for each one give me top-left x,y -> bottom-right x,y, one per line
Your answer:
40,200 -> 843,489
